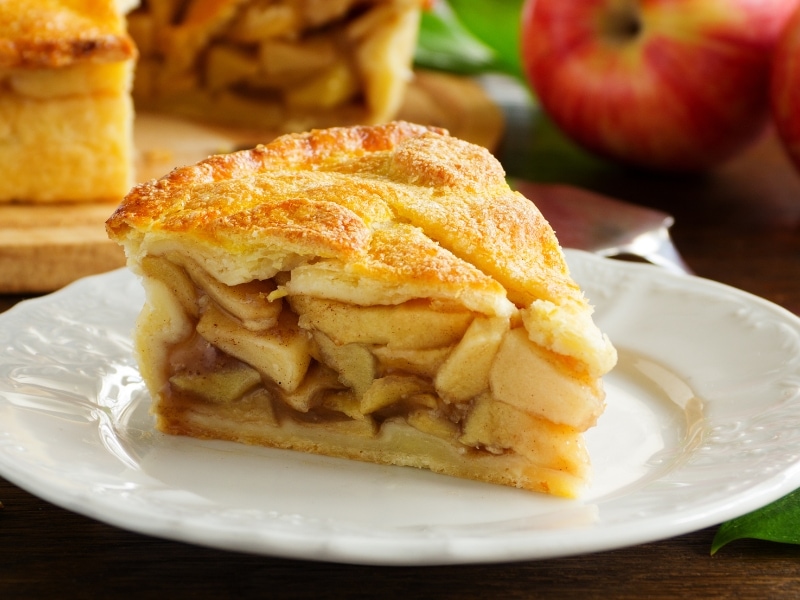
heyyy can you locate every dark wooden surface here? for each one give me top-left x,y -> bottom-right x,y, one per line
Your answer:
2,107 -> 800,598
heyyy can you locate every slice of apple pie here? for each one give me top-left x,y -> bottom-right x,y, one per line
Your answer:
128,0 -> 425,132
0,0 -> 136,203
106,121 -> 617,497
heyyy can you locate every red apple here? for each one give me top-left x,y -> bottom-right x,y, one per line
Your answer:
771,4 -> 800,171
521,0 -> 800,171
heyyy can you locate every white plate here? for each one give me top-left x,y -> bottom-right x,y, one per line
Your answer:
1,250 -> 800,565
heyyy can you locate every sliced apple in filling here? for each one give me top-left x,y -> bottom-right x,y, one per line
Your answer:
127,251 -> 607,496
196,302 -> 311,393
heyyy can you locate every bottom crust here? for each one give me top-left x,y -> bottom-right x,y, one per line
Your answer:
155,395 -> 586,498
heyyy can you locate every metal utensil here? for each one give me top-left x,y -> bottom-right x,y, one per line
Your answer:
511,180 -> 692,275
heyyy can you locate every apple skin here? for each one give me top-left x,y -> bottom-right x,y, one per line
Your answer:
771,5 -> 800,171
521,0 -> 800,171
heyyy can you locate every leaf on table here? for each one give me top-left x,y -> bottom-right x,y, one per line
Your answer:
711,488 -> 800,555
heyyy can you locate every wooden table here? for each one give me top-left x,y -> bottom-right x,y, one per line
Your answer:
2,104 -> 800,598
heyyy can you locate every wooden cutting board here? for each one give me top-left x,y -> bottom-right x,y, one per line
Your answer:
0,71 -> 504,294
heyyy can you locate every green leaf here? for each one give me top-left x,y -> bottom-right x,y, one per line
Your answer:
711,488 -> 800,555
447,0 -> 525,79
415,0 -> 524,78
415,1 -> 502,75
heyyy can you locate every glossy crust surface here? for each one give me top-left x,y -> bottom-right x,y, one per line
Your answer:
0,0 -> 136,68
108,121 -> 582,312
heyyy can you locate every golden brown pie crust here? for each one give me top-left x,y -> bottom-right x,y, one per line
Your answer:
0,0 -> 136,68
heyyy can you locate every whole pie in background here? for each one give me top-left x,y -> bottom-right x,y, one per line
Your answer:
128,0 -> 425,132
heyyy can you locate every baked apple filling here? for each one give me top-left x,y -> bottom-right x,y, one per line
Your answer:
128,0 -> 424,131
138,253 -> 597,496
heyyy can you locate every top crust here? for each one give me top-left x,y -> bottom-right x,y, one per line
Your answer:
108,120 -> 617,378
0,0 -> 136,68
107,121 -> 584,312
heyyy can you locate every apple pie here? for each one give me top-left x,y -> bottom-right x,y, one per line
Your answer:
106,121 -> 617,497
128,0 -> 425,132
0,0 -> 136,203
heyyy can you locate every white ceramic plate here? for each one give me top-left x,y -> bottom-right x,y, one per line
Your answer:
1,250 -> 800,565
